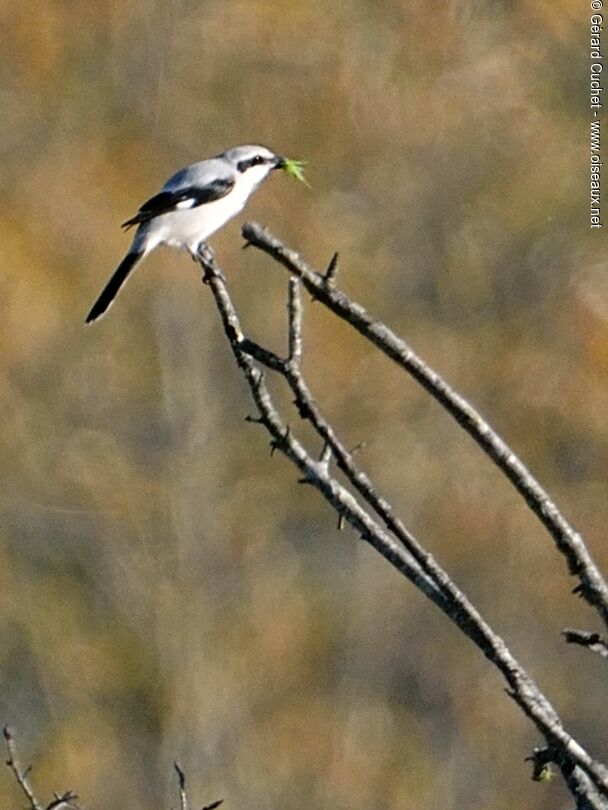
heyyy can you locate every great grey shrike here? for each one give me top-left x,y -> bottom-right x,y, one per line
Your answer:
86,144 -> 290,323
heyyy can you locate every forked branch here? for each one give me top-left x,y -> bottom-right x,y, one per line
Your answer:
3,731 -> 224,810
197,252 -> 608,807
3,727 -> 79,810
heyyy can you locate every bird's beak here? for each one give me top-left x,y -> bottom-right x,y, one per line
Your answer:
273,156 -> 286,170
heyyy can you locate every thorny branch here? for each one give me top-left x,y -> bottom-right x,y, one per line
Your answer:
3,732 -> 224,810
174,762 -> 189,810
241,222 -> 608,633
173,761 -> 223,810
197,249 -> 608,808
3,727 -> 79,810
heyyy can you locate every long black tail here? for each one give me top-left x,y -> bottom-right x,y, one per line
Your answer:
86,250 -> 144,323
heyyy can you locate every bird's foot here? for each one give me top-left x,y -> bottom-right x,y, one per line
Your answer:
196,244 -> 227,285
197,243 -> 216,265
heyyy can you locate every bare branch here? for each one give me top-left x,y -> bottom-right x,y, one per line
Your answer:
174,762 -> 188,810
562,767 -> 608,810
241,221 -> 608,631
201,802 -> 224,810
4,726 -> 44,810
3,732 -> 225,810
197,255 -> 449,607
287,278 -> 302,366
172,762 -> 223,810
3,727 -> 80,810
197,251 -> 608,803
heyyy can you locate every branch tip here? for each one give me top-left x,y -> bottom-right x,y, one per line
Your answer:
324,251 -> 340,285
47,791 -> 79,810
174,761 -> 186,789
202,801 -> 224,810
319,442 -> 332,469
3,727 -> 45,810
174,761 -> 188,810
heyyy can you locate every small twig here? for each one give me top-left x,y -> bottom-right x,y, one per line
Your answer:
563,629 -> 608,658
3,728 -> 80,810
199,258 -> 447,603
324,252 -> 339,287
173,762 -> 223,810
319,441 -> 332,471
4,726 -> 44,810
201,801 -> 224,810
174,762 -> 188,810
46,793 -> 79,810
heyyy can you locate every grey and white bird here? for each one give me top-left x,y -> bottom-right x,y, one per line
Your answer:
86,144 -> 288,323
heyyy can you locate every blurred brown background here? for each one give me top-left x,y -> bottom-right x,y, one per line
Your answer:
1,2 -> 607,808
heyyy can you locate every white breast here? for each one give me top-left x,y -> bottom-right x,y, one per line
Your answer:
150,173 -> 264,253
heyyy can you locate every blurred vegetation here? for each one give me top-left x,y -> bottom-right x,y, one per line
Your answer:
1,1 -> 606,808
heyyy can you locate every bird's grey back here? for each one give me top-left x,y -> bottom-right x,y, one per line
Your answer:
162,156 -> 233,192
159,145 -> 275,192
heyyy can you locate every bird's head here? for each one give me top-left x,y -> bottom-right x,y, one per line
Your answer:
222,145 -> 283,183
222,145 -> 308,189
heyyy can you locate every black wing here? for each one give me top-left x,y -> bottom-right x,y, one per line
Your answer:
121,177 -> 235,229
